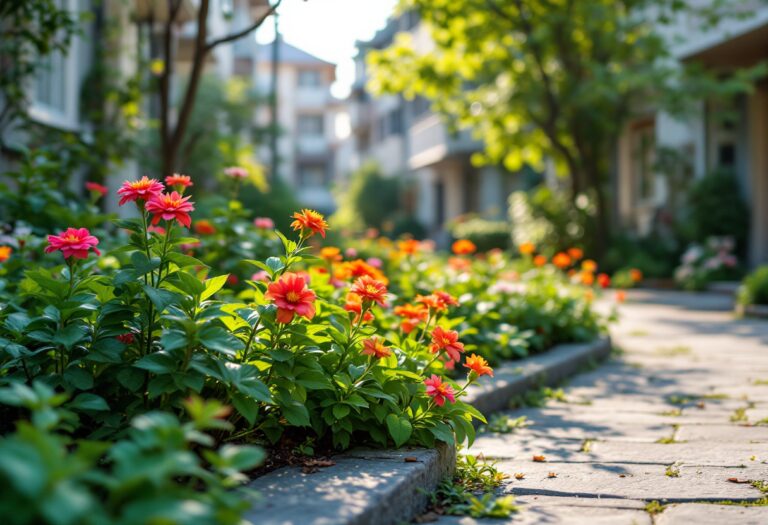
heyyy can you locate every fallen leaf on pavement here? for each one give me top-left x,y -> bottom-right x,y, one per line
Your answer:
727,478 -> 751,484
514,473 -> 525,480
533,455 -> 546,462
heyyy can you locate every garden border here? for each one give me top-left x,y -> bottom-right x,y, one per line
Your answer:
243,336 -> 611,525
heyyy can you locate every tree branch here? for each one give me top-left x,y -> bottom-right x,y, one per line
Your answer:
205,0 -> 282,52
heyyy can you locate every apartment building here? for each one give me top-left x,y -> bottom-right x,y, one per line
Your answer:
344,12 -> 515,239
616,3 -> 768,266
252,38 -> 340,213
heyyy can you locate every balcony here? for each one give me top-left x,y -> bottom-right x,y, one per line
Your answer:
408,114 -> 481,169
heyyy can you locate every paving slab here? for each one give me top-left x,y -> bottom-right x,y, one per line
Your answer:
656,503 -> 768,525
431,291 -> 768,525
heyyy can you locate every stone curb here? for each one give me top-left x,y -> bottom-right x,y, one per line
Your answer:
465,337 -> 612,416
243,337 -> 611,525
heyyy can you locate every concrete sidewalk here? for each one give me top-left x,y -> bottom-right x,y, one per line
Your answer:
434,290 -> 768,524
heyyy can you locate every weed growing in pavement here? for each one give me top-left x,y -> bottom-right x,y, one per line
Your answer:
659,408 -> 682,417
701,393 -> 729,400
579,438 -> 594,453
665,464 -> 681,477
656,424 -> 685,444
509,386 -> 568,408
655,345 -> 692,357
645,500 -> 666,515
731,407 -> 749,423
480,414 -> 531,434
425,453 -> 516,519
628,329 -> 649,337
753,379 -> 768,386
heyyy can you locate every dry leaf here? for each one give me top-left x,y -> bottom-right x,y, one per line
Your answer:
727,477 -> 751,484
514,473 -> 525,480
548,472 -> 557,478
404,457 -> 419,463
533,455 -> 546,462
301,458 -> 336,474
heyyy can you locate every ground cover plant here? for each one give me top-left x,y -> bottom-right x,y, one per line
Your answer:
0,171 -> 504,523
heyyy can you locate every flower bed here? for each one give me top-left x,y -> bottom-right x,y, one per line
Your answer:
0,171 -> 609,524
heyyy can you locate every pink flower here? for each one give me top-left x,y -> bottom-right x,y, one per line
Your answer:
251,271 -> 270,282
224,166 -> 249,179
345,248 -> 358,259
254,217 -> 275,229
117,177 -> 164,206
45,227 -> 101,259
85,182 -> 108,196
147,225 -> 166,235
424,375 -> 456,407
367,257 -> 383,269
165,174 -> 193,188
145,191 -> 195,228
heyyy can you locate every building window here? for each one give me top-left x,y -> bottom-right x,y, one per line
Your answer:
298,69 -> 322,87
297,115 -> 324,136
388,108 -> 403,135
630,120 -> 655,202
299,164 -> 327,187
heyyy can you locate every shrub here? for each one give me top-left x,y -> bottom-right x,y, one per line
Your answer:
448,216 -> 510,252
738,266 -> 768,306
685,170 -> 749,252
332,161 -> 402,233
674,236 -> 741,291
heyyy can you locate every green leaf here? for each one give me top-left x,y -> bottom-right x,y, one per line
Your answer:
265,257 -> 284,274
142,285 -> 182,312
134,352 -> 177,374
68,393 -> 109,411
198,325 -> 241,356
53,324 -> 89,351
282,402 -> 311,427
230,392 -> 258,425
201,274 -> 229,301
217,444 -> 266,471
385,414 -> 412,447
63,366 -> 93,390
332,404 -> 350,419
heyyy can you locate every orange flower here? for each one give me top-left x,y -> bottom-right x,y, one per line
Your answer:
416,291 -> 457,312
344,293 -> 375,324
552,252 -> 572,269
291,209 -> 328,238
597,273 -> 611,289
448,257 -> 472,271
630,268 -> 643,282
265,272 -> 317,324
0,246 -> 12,262
451,239 -> 477,255
581,272 -> 595,286
584,289 -> 595,302
533,255 -> 547,267
567,248 -> 583,260
464,354 -> 493,378
582,259 -> 598,273
519,242 -> 536,256
394,303 -> 428,334
424,375 -> 456,406
615,290 -> 627,303
430,326 -> 465,362
320,246 -> 342,262
350,275 -> 388,306
398,239 -> 421,255
146,191 -> 195,228
194,219 -> 216,235
117,176 -> 164,206
362,337 -> 392,359
334,259 -> 389,285
165,173 -> 193,190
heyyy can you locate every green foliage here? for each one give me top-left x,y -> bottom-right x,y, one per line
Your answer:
428,453 -> 516,519
738,266 -> 768,306
333,161 -> 413,235
448,216 -> 510,252
685,170 -> 750,252
509,186 -> 590,255
603,233 -> 679,278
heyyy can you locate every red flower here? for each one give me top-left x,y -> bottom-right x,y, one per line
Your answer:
194,220 -> 216,235
45,228 -> 101,259
344,293 -> 375,323
350,275 -> 388,306
567,247 -> 584,260
85,182 -> 108,196
597,273 -> 611,289
117,333 -> 135,345
165,173 -> 193,189
117,176 -> 164,206
265,272 -> 316,324
224,166 -> 249,179
146,191 -> 195,228
434,290 -> 459,308
429,326 -> 464,362
451,239 -> 477,255
253,217 -> 275,229
291,209 -> 328,238
464,354 -> 494,378
362,337 -> 392,359
424,375 -> 456,407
